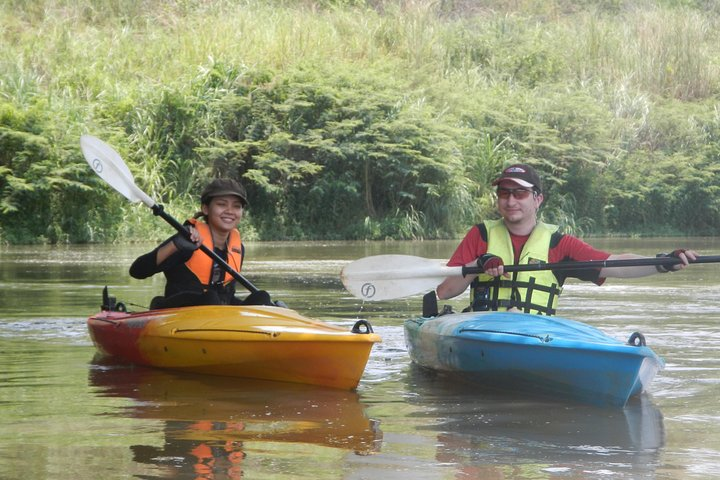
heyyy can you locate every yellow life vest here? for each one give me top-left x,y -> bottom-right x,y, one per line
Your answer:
470,219 -> 562,315
184,218 -> 243,287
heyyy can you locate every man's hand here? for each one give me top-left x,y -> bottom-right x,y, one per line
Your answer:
478,253 -> 506,277
655,249 -> 698,272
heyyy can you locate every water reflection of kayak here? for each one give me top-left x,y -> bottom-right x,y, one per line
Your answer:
88,357 -> 382,454
405,363 -> 664,474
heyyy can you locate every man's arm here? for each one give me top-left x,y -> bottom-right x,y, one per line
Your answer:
436,258 -> 478,300
600,250 -> 697,278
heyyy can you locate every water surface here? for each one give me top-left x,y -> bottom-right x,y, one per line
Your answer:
1,238 -> 719,479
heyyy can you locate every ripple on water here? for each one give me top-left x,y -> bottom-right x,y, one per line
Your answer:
0,317 -> 89,343
361,325 -> 409,384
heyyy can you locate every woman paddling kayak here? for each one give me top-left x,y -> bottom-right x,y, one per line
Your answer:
130,178 -> 275,309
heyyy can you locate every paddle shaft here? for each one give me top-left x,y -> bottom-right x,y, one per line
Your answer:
460,255 -> 720,276
151,205 -> 259,293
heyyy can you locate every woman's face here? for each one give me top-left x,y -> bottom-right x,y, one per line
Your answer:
201,195 -> 244,234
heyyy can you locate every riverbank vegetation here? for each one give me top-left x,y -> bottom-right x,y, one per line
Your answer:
2,0 -> 720,244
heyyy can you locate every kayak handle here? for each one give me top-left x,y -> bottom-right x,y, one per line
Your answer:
352,320 -> 374,334
627,332 -> 647,346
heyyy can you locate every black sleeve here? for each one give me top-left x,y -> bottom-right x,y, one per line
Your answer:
129,248 -> 161,279
129,237 -> 193,279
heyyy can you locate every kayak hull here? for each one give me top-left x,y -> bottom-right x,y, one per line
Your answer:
404,311 -> 664,406
88,305 -> 381,390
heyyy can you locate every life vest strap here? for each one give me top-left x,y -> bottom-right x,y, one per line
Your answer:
471,277 -> 562,315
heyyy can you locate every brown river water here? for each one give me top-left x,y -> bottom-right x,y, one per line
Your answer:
1,238 -> 719,479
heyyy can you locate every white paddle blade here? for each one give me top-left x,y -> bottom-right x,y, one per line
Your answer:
341,254 -> 463,301
80,135 -> 155,208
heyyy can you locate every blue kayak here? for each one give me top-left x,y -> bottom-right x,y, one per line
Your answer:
404,312 -> 664,407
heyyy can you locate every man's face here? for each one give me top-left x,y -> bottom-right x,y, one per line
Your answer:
496,180 -> 543,225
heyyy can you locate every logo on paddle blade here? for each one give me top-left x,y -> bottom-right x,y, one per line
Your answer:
92,158 -> 103,173
361,282 -> 376,299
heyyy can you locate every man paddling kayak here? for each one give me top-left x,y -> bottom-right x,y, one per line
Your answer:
436,164 -> 697,315
130,178 -> 274,309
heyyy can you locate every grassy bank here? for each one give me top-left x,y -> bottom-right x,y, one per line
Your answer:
2,0 -> 720,243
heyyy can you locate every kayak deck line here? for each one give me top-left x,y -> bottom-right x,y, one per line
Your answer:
458,328 -> 552,343
94,317 -> 119,325
173,328 -> 274,337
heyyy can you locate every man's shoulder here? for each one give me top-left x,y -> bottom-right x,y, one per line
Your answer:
551,232 -> 585,249
550,233 -> 610,260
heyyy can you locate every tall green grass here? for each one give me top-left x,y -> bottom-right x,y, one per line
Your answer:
2,0 -> 720,243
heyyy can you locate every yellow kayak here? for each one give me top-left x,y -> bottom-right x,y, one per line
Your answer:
88,303 -> 381,390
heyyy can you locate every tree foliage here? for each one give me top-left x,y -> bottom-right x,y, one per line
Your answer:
193,64 -> 468,239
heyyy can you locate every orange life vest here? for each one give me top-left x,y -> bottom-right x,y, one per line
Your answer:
184,218 -> 243,286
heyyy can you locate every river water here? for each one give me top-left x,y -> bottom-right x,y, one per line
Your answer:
1,238 -> 720,479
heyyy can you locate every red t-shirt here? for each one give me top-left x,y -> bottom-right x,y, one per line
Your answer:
447,224 -> 612,286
